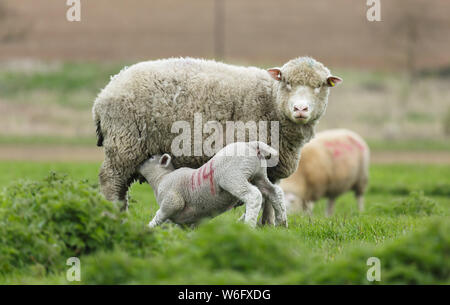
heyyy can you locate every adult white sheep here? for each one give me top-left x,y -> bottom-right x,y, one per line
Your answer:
92,57 -> 342,223
280,129 -> 370,216
138,141 -> 286,228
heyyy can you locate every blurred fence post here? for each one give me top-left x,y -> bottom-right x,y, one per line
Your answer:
214,0 -> 225,60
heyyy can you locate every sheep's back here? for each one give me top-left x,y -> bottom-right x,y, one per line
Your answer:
313,129 -> 369,198
93,58 -> 277,170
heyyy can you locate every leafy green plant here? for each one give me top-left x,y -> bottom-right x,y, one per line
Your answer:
81,218 -> 450,284
0,173 -> 157,274
370,191 -> 441,216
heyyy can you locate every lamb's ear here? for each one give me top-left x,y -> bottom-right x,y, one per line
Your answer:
267,68 -> 282,81
159,154 -> 172,167
326,76 -> 343,87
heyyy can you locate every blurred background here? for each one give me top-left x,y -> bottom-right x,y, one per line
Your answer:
0,0 -> 449,162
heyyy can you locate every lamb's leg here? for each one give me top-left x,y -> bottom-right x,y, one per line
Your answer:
269,184 -> 287,227
148,193 -> 184,228
99,160 -> 132,211
219,179 -> 262,228
254,177 -> 287,227
237,213 -> 245,222
326,198 -> 335,217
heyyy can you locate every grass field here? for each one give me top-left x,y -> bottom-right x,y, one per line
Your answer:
0,161 -> 448,284
1,0 -> 449,286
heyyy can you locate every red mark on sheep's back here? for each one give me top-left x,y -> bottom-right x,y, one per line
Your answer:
325,140 -> 344,157
325,137 -> 365,158
347,136 -> 365,151
325,139 -> 357,158
190,160 -> 216,195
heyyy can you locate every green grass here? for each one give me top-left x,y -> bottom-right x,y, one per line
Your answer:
366,139 -> 450,152
2,134 -> 450,152
0,161 -> 448,284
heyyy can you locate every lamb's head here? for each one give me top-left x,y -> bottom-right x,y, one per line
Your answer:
268,57 -> 342,125
138,153 -> 175,183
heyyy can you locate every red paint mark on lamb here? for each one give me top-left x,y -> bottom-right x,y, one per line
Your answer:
190,160 -> 216,195
202,160 -> 215,195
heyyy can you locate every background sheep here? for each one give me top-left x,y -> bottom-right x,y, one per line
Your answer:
138,141 -> 287,228
281,129 -> 370,216
92,57 -> 342,223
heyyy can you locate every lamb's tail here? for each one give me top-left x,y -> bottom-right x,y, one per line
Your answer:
93,107 -> 104,147
254,141 -> 278,159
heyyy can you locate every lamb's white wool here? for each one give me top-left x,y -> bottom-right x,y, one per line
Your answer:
92,56 -> 341,223
138,141 -> 287,228
280,129 -> 370,216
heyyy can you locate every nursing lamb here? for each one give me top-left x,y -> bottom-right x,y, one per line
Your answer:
138,141 -> 287,228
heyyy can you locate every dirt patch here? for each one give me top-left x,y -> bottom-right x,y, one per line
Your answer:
0,99 -> 92,137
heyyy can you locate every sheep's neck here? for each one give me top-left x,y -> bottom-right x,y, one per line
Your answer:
266,86 -> 317,181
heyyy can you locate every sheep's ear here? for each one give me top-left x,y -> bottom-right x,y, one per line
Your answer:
326,76 -> 343,87
159,154 -> 172,167
267,68 -> 282,81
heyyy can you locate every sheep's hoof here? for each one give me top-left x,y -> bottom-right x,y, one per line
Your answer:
276,220 -> 288,228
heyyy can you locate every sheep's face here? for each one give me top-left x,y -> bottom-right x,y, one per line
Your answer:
268,57 -> 342,125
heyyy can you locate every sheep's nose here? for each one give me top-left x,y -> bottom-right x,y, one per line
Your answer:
294,105 -> 308,112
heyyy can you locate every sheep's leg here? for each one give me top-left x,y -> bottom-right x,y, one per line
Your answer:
99,160 -> 132,211
219,179 -> 262,228
357,195 -> 364,212
148,193 -> 184,228
326,198 -> 335,217
261,203 -> 275,226
353,182 -> 367,213
302,201 -> 314,216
